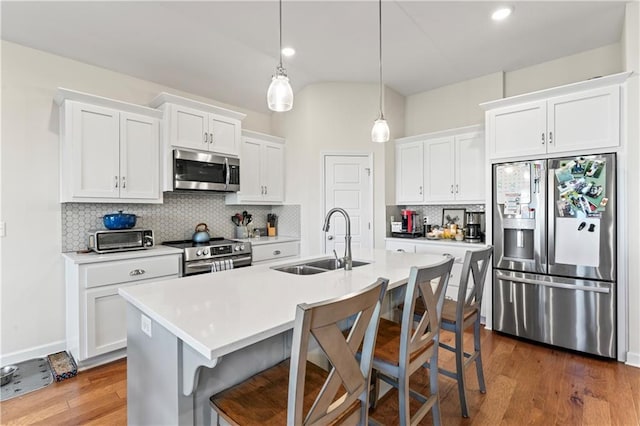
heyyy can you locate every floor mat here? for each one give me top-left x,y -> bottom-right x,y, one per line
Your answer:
1,358 -> 53,401
47,351 -> 77,382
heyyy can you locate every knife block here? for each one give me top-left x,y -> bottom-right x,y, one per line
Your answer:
267,225 -> 277,237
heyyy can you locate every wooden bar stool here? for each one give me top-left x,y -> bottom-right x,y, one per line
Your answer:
367,257 -> 454,426
210,277 -> 389,425
407,247 -> 493,418
438,246 -> 492,417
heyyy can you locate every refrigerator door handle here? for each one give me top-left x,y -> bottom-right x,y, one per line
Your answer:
495,272 -> 610,294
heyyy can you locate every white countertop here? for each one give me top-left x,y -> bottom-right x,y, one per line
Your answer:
386,237 -> 489,248
236,236 -> 299,246
119,248 -> 446,361
62,245 -> 183,264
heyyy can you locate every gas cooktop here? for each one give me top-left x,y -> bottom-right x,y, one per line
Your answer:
162,238 -> 240,249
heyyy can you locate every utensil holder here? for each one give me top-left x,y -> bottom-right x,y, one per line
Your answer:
235,226 -> 248,239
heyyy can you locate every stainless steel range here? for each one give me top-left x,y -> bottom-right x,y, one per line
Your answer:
163,238 -> 252,276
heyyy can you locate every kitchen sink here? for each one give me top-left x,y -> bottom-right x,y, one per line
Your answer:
303,258 -> 370,270
272,258 -> 370,275
272,265 -> 328,275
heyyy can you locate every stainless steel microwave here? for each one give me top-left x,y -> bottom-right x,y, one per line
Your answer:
88,229 -> 154,253
173,149 -> 240,192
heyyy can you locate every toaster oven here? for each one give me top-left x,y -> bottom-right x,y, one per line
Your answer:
88,229 -> 154,253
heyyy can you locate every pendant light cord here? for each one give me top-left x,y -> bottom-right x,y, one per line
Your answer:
278,0 -> 284,69
378,0 -> 384,119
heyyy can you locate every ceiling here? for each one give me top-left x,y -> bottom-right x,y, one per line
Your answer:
1,1 -> 627,114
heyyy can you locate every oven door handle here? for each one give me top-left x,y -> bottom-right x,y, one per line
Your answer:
185,256 -> 252,269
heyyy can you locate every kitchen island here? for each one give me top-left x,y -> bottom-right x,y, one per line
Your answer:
119,248 -> 447,425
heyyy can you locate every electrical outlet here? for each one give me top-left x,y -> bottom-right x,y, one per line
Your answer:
141,314 -> 152,337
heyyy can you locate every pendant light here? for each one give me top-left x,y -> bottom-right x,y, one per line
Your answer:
267,0 -> 293,112
371,0 -> 389,143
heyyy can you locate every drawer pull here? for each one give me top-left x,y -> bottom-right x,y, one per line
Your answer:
273,250 -> 281,255
130,269 -> 146,276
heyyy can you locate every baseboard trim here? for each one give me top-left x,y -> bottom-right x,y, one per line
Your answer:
0,340 -> 66,366
75,349 -> 126,371
626,351 -> 640,368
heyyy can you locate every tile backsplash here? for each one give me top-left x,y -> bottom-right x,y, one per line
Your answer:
62,192 -> 300,252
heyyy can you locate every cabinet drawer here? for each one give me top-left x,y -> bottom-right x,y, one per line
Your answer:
252,241 -> 299,262
84,254 -> 180,288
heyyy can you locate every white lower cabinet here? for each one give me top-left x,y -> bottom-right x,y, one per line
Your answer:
385,240 -> 417,253
252,240 -> 300,265
64,251 -> 181,365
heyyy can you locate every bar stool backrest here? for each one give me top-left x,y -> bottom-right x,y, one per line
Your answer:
288,277 -> 389,426
456,246 -> 493,323
399,257 -> 454,367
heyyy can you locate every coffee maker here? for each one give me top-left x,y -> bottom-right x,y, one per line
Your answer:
391,209 -> 422,238
465,211 -> 485,243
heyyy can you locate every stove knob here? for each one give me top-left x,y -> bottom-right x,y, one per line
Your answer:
240,245 -> 245,251
234,245 -> 240,251
196,249 -> 203,256
203,249 -> 209,255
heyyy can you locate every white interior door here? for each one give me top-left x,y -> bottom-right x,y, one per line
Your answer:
323,155 -> 373,255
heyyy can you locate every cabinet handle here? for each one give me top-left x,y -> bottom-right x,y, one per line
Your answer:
114,176 -> 118,188
450,185 -> 454,194
273,250 -> 281,255
548,131 -> 553,144
455,184 -> 459,193
541,132 -> 545,145
129,269 -> 146,276
419,186 -> 423,195
264,186 -> 267,195
122,176 -> 126,189
209,132 -> 214,144
204,132 -> 208,144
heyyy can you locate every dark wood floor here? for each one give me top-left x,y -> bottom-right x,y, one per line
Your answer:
2,329 -> 639,425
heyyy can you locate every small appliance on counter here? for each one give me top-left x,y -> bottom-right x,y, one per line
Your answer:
88,229 -> 154,253
391,209 -> 423,238
464,211 -> 485,243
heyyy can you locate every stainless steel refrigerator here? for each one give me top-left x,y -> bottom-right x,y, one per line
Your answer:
492,153 -> 616,358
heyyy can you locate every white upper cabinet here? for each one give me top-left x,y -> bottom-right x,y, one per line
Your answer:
151,93 -> 246,157
424,136 -> 455,202
226,130 -> 285,205
395,141 -> 424,204
483,72 -> 630,160
396,125 -> 485,205
56,89 -> 162,203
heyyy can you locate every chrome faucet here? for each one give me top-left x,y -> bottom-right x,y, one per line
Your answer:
322,208 -> 352,271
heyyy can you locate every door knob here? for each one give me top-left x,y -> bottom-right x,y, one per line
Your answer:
327,235 -> 334,240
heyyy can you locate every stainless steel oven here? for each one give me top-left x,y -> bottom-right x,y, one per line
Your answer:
162,238 -> 252,276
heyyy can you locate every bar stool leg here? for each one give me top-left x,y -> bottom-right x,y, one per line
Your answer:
399,372 -> 411,426
455,322 -> 469,418
474,317 -> 486,393
430,346 -> 442,426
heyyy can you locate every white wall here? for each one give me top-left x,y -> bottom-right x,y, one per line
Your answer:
404,72 -> 503,136
622,1 -> 640,367
0,41 -> 271,363
506,44 -> 623,97
272,82 -> 403,256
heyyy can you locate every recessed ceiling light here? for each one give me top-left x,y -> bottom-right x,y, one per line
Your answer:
491,6 -> 513,21
281,47 -> 295,57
